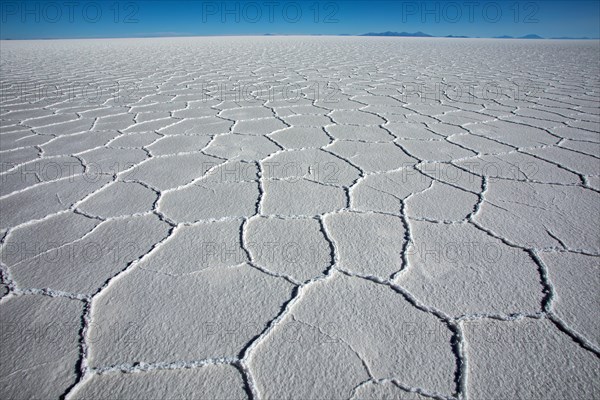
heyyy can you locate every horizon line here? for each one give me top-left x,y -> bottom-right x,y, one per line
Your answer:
2,33 -> 599,41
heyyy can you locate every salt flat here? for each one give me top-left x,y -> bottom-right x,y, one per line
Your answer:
0,36 -> 599,399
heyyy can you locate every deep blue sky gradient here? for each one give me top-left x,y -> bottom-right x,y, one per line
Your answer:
1,0 -> 599,39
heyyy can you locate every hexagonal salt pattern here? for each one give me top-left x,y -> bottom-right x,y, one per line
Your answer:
1,37 -> 598,400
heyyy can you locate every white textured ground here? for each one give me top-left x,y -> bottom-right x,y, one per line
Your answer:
0,37 -> 599,400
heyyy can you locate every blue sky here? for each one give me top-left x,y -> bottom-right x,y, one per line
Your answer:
1,1 -> 599,39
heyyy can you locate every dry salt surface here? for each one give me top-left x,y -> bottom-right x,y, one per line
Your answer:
0,36 -> 599,399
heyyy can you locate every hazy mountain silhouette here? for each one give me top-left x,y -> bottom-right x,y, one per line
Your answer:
519,34 -> 544,39
361,31 -> 433,37
361,32 -> 552,39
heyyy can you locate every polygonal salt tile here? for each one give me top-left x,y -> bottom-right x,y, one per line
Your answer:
10,214 -> 170,294
233,117 -> 288,135
551,125 -> 600,142
0,296 -> 82,399
396,139 -> 475,162
329,110 -> 386,125
325,125 -> 394,141
78,107 -> 128,119
269,126 -> 332,149
327,141 -> 416,172
436,110 -> 492,125
467,120 -> 558,147
352,94 -> 405,107
249,273 -> 456,397
248,312 -> 369,400
264,98 -> 314,109
122,117 -> 177,133
219,106 -> 274,120
406,180 -> 479,221
396,220 -> 543,316
325,211 -> 405,277
586,175 -> 600,191
88,264 -> 293,366
539,252 -> 600,349
2,108 -> 54,122
0,174 -> 112,230
514,107 -> 571,123
107,132 -> 161,148
0,155 -> 84,197
351,169 -> 432,213
134,111 -> 172,123
385,123 -> 441,140
1,211 -> 99,266
79,147 -> 148,176
0,147 -> 39,166
262,148 -> 361,186
406,103 -> 456,116
204,134 -> 280,160
455,152 -> 580,184
386,112 -> 439,126
172,107 -> 220,119
77,181 -> 158,218
314,98 -> 364,110
40,131 -> 118,157
525,146 -> 600,176
464,318 -> 599,399
277,105 -> 330,116
139,220 -> 246,276
1,130 -> 53,151
159,181 -> 259,223
559,139 -> 600,158
201,160 -> 259,183
350,382 -> 431,400
32,118 -> 95,135
93,113 -> 136,131
387,113 -> 438,125
146,135 -> 212,156
417,162 -> 482,193
448,133 -> 514,154
125,153 -> 221,190
70,365 -> 246,400
130,101 -> 186,113
475,179 -> 600,253
158,117 -> 233,136
566,119 -> 600,132
282,114 -> 332,127
261,179 -> 346,216
245,216 -> 331,281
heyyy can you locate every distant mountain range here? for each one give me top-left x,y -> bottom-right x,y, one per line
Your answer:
359,32 -> 596,40
493,34 -> 543,39
361,31 -> 432,37
4,32 -> 597,40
